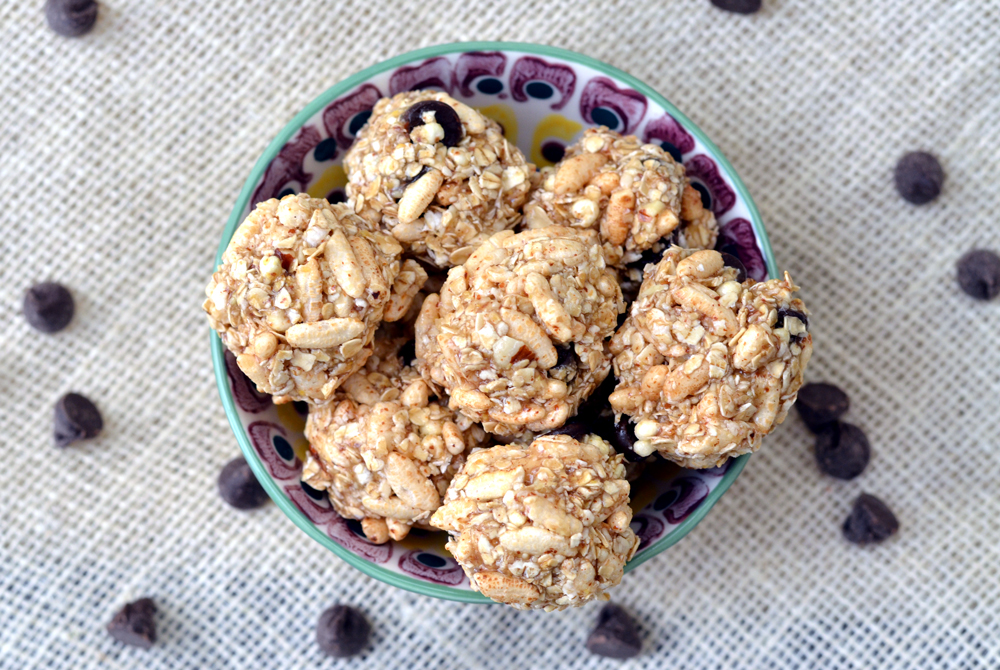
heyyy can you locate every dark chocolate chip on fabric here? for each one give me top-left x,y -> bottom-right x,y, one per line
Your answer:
317,604 -> 371,658
719,252 -> 747,283
843,493 -> 899,545
218,457 -> 269,510
45,0 -> 98,37
107,598 -> 157,650
24,282 -> 75,333
957,249 -> 1000,301
402,100 -> 463,147
586,603 -> 642,660
814,421 -> 870,480
710,0 -> 762,13
894,151 -> 944,204
54,393 -> 103,448
795,382 -> 849,432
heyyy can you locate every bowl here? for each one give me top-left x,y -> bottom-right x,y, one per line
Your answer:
211,42 -> 777,603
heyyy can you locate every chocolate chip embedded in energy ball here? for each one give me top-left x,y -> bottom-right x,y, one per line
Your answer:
218,456 -> 269,510
814,421 -> 870,480
795,382 -> 850,432
843,493 -> 899,545
24,282 -> 75,333
44,0 -> 99,37
54,393 -> 103,448
957,249 -> 1000,301
894,151 -> 944,205
402,100 -> 463,147
586,603 -> 642,660
107,598 -> 157,650
710,0 -> 762,14
611,416 -> 643,463
316,604 -> 371,658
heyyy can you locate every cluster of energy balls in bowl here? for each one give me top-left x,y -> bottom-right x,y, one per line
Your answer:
204,90 -> 814,611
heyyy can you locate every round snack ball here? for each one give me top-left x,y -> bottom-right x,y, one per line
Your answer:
218,456 -> 269,510
415,226 -> 624,438
431,434 -> 639,611
957,249 -> 1000,301
54,392 -> 103,448
710,0 -> 762,14
316,604 -> 371,658
203,194 -> 407,404
45,0 -> 98,37
24,282 -> 75,333
524,127 -> 717,267
302,332 -> 486,544
610,248 -> 813,468
344,90 -> 535,268
894,151 -> 944,204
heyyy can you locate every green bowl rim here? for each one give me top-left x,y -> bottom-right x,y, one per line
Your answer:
210,41 -> 776,604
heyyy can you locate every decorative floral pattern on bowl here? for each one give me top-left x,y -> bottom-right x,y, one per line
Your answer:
213,42 -> 777,604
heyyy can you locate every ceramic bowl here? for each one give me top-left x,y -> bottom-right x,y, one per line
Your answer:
211,42 -> 777,603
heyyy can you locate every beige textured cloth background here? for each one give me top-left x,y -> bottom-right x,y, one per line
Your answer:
2,1 -> 999,668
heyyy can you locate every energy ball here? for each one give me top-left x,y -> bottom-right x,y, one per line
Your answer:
302,332 -> 486,544
609,248 -> 812,468
430,434 -> 639,611
523,127 -> 717,267
344,91 -> 536,268
415,226 -> 624,438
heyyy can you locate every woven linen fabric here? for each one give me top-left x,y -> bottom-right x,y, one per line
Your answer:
2,0 -> 999,668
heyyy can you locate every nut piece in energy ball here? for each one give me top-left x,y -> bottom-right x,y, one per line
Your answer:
204,194 -> 403,404
609,248 -> 813,468
344,90 -> 536,268
431,434 -> 639,611
415,226 -> 625,438
301,333 -> 486,544
523,127 -> 717,267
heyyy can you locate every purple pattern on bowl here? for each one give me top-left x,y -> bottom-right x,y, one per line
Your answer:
398,550 -> 466,586
642,112 -> 696,155
251,125 -> 322,206
630,514 -> 666,552
224,350 -> 272,414
579,77 -> 647,134
327,515 -> 393,564
248,421 -> 300,480
654,476 -> 710,524
389,57 -> 454,95
684,154 -> 736,217
509,56 -> 575,110
716,218 -> 767,281
322,83 -> 383,150
699,461 -> 732,478
453,51 -> 507,97
285,482 -> 340,526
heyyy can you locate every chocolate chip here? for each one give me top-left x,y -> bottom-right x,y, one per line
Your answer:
45,0 -> 98,37
814,421 -> 870,480
611,416 -> 643,463
719,252 -> 748,283
24,282 -> 75,333
843,493 -> 899,545
54,393 -> 103,447
894,151 -> 944,204
275,249 -> 294,271
107,598 -> 157,650
957,249 -> 1000,301
586,603 -> 642,660
316,604 -> 371,658
549,345 -> 579,383
548,419 -> 591,442
710,0 -> 762,13
777,307 -> 809,344
795,382 -> 849,432
218,456 -> 269,510
398,339 -> 416,365
402,100 -> 463,147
